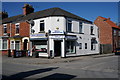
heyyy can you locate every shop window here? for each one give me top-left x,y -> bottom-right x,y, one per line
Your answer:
3,25 -> 7,34
11,41 -> 14,50
2,40 -> 7,50
85,43 -> 87,49
33,41 -> 47,53
40,20 -> 44,32
66,41 -> 75,53
79,43 -> 82,49
67,20 -> 72,32
90,26 -> 94,35
16,25 -> 20,34
79,22 -> 83,33
15,41 -> 20,50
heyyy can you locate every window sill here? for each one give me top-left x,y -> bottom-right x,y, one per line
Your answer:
15,34 -> 19,35
38,31 -> 45,33
91,34 -> 95,35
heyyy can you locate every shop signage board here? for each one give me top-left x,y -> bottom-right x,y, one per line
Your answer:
30,33 -> 46,38
49,35 -> 65,39
51,30 -> 64,34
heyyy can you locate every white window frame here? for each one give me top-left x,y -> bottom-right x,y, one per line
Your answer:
79,43 -> 82,49
40,20 -> 45,32
2,39 -> 8,50
10,40 -> 15,50
90,26 -> 94,35
79,22 -> 83,33
15,40 -> 21,50
15,23 -> 20,35
67,20 -> 72,32
3,24 -> 7,35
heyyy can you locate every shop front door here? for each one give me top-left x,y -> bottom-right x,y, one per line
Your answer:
54,40 -> 61,57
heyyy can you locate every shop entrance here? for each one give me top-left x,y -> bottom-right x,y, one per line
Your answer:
54,40 -> 61,57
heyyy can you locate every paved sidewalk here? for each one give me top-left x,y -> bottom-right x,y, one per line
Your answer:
2,53 -> 115,65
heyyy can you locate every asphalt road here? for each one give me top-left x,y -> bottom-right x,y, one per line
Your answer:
2,54 -> 120,80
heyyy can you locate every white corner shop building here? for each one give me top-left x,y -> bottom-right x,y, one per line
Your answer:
29,8 -> 100,58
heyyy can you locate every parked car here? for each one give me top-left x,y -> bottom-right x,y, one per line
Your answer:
115,48 -> 120,55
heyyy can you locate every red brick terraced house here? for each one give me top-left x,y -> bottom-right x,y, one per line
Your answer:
94,16 -> 120,53
0,4 -> 34,55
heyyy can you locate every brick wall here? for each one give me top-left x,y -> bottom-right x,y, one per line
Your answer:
20,22 -> 30,37
94,16 -> 113,45
0,25 -> 3,37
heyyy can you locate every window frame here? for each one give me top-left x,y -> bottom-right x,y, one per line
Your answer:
90,26 -> 94,35
15,23 -> 20,34
2,39 -> 8,50
40,20 -> 45,32
79,22 -> 83,34
10,40 -> 15,50
85,43 -> 87,49
67,20 -> 72,32
15,40 -> 21,50
79,43 -> 82,49
66,41 -> 76,54
3,24 -> 7,35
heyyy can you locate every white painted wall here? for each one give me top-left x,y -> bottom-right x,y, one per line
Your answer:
32,16 -> 66,33
31,16 -> 99,57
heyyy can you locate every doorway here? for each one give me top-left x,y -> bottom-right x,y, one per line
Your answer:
24,39 -> 28,50
54,40 -> 61,57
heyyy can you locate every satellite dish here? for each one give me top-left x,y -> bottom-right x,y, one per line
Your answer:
29,20 -> 35,27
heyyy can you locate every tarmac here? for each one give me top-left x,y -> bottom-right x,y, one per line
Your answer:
2,53 -> 116,65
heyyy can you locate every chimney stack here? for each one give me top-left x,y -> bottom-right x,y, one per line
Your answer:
23,4 -> 34,15
0,11 -> 8,19
108,18 -> 110,20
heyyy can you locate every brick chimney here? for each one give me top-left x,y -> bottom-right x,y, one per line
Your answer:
108,18 -> 110,20
23,4 -> 34,15
0,11 -> 8,19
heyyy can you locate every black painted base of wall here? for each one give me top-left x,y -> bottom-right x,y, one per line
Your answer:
100,44 -> 112,54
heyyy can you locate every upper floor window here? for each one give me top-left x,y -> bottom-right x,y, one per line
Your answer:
40,20 -> 44,32
113,30 -> 117,36
67,20 -> 72,32
91,26 -> 94,35
79,22 -> 83,33
16,24 -> 20,34
3,25 -> 7,34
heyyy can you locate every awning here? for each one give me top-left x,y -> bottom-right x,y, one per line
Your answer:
30,38 -> 48,40
65,36 -> 77,40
